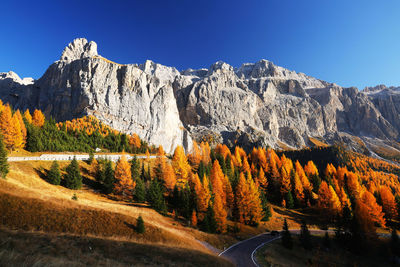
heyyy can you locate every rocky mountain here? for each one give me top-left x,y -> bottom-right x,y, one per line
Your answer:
0,38 -> 399,155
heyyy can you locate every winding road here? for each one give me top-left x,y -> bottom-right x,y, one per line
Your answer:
219,233 -> 281,267
8,154 -> 157,162
219,229 -> 337,267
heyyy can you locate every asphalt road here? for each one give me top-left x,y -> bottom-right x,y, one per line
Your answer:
8,154 -> 157,162
219,229 -> 339,267
219,233 -> 281,267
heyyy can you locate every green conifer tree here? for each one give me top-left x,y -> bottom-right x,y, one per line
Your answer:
286,191 -> 295,209
202,204 -> 217,233
299,220 -> 312,250
323,231 -> 331,248
47,160 -> 61,185
64,157 -> 82,189
130,156 -> 141,180
135,177 -> 146,203
282,218 -> 293,249
103,160 -> 115,194
136,215 -> 145,234
0,135 -> 9,179
147,178 -> 167,214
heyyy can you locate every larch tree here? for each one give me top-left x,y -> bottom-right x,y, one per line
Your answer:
295,160 -> 312,193
14,110 -> 27,141
247,176 -> 264,225
162,162 -> 177,193
361,190 -> 386,227
213,193 -> 227,233
23,109 -> 32,124
172,145 -> 191,185
293,171 -> 305,205
380,186 -> 398,221
32,109 -> 45,127
210,160 -> 226,207
114,154 -> 135,196
256,167 -> 268,193
0,105 -> 15,150
191,210 -> 198,227
194,174 -> 211,221
12,114 -> 25,150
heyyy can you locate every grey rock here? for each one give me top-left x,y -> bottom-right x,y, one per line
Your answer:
1,38 -> 400,154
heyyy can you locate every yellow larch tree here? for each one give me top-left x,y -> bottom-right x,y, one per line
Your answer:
32,109 -> 45,127
172,145 -> 191,185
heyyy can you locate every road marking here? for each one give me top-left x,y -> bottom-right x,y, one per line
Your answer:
250,236 -> 281,267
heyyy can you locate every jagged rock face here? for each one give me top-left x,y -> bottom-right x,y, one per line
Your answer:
0,38 -> 400,153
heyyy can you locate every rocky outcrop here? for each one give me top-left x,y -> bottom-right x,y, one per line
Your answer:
0,38 -> 399,153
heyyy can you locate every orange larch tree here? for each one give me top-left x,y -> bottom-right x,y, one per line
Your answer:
0,105 -> 15,150
114,155 -> 135,196
379,186 -> 398,221
213,194 -> 227,233
210,160 -> 226,207
162,162 -> 177,193
361,190 -> 386,227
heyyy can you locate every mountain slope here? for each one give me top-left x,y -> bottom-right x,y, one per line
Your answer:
0,38 -> 399,154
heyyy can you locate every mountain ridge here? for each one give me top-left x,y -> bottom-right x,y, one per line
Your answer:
0,38 -> 399,156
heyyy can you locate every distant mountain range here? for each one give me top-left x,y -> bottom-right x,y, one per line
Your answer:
1,38 -> 399,158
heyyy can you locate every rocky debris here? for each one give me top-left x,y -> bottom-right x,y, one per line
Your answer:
0,38 -> 400,154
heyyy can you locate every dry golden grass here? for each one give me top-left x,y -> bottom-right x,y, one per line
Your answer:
0,160 -> 241,253
308,137 -> 329,147
0,228 -> 232,267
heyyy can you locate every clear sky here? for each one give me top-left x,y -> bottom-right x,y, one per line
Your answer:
1,0 -> 400,89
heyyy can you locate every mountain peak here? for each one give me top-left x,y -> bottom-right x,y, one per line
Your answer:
60,38 -> 98,62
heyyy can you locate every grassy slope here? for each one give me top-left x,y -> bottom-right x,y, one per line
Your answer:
0,159 -> 330,265
0,160 -> 236,266
0,228 -> 231,267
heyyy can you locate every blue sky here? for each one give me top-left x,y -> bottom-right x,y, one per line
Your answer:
1,0 -> 400,89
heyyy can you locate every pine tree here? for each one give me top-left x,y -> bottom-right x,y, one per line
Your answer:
323,231 -> 331,248
147,178 -> 167,214
88,151 -> 94,164
0,135 -> 9,179
47,160 -> 61,185
64,157 -> 82,189
136,215 -> 145,234
103,160 -> 115,194
391,227 -> 400,256
281,219 -> 293,249
286,191 -> 295,209
202,204 -> 217,233
114,155 -> 135,196
299,220 -> 312,250
130,156 -> 141,180
134,177 -> 146,202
